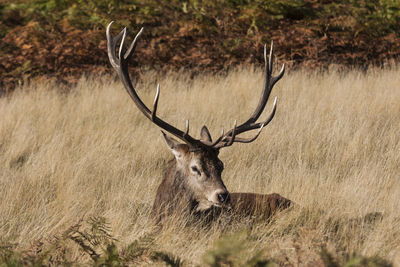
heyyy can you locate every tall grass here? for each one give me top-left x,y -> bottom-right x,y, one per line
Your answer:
1,67 -> 399,265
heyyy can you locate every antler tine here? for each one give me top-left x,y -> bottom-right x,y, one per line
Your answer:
228,96 -> 277,143
106,21 -> 125,69
215,121 -> 237,149
232,96 -> 278,135
184,120 -> 190,138
226,120 -> 237,146
151,84 -> 160,121
271,63 -> 285,89
259,96 -> 278,128
118,27 -> 127,61
124,27 -> 144,61
231,123 -> 265,143
268,41 -> 273,77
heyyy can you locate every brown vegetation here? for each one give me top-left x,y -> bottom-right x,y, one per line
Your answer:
1,0 -> 400,93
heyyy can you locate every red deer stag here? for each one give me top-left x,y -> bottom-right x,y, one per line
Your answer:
106,22 -> 292,223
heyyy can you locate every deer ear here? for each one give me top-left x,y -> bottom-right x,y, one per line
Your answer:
161,132 -> 188,159
200,125 -> 212,142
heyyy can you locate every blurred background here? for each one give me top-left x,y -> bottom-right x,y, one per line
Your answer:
1,0 -> 399,93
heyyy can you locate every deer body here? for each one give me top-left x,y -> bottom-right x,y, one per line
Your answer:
152,167 -> 292,222
228,193 -> 291,218
151,158 -> 291,223
106,22 -> 292,223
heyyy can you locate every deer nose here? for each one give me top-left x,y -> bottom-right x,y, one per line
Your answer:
217,192 -> 230,203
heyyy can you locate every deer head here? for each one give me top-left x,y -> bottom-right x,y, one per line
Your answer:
106,22 -> 285,212
162,130 -> 228,211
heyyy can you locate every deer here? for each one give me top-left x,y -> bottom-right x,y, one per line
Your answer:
106,22 -> 292,224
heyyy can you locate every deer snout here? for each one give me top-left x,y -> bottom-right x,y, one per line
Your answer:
217,192 -> 230,204
208,188 -> 230,206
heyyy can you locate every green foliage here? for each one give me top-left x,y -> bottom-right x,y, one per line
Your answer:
4,0 -> 399,36
349,0 -> 400,37
320,247 -> 392,267
0,218 -> 396,266
0,216 -> 185,266
0,242 -> 22,266
63,216 -> 184,266
203,231 -> 274,267
152,251 -> 184,267
65,216 -> 116,263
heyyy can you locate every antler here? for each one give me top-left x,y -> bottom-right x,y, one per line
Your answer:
106,21 -> 207,148
211,42 -> 285,149
106,22 -> 285,150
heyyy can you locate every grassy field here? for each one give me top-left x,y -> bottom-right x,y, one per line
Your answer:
1,67 -> 400,265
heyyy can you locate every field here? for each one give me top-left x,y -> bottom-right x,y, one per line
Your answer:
1,67 -> 400,265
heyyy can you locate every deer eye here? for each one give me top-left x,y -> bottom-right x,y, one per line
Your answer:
191,166 -> 201,176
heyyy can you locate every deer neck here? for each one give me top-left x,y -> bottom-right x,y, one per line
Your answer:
152,160 -> 197,218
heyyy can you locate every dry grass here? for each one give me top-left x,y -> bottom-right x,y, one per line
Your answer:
1,66 -> 400,265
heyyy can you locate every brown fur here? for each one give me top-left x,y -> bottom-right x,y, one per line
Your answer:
151,156 -> 292,224
228,192 -> 292,218
151,159 -> 199,223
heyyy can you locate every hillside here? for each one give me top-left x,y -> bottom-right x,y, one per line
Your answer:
1,0 -> 400,92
